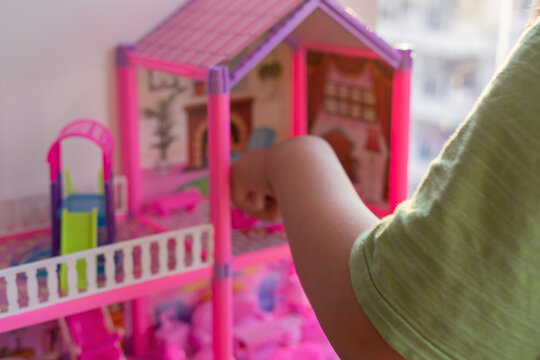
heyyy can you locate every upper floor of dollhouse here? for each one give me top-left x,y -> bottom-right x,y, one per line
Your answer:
118,0 -> 413,218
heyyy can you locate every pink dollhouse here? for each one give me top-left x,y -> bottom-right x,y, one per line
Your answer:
0,0 -> 411,359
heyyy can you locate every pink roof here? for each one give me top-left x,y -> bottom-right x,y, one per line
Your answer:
136,0 -> 303,68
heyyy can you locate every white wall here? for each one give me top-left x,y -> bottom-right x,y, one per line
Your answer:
0,0 -> 186,199
0,0 -> 377,200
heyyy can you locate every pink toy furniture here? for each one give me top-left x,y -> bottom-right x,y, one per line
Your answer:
233,292 -> 265,326
154,188 -> 204,217
234,318 -> 292,360
153,308 -> 189,360
231,209 -> 258,230
60,308 -> 125,360
191,301 -> 214,352
267,341 -> 326,360
274,264 -> 312,317
232,209 -> 286,233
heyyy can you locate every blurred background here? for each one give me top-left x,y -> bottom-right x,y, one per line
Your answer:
375,0 -> 537,193
0,0 -> 537,202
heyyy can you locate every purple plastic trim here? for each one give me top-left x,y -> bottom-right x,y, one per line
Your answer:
104,178 -> 116,244
284,35 -> 301,49
229,0 -> 318,87
319,0 -> 402,69
50,179 -> 62,257
214,263 -> 232,280
116,44 -> 135,67
396,48 -> 414,69
208,66 -> 230,94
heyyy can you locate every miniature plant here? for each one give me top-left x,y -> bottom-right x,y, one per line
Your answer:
142,87 -> 185,161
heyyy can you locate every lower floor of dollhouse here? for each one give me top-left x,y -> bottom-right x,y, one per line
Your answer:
0,199 -> 338,360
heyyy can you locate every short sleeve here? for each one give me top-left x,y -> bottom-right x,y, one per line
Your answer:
350,19 -> 540,360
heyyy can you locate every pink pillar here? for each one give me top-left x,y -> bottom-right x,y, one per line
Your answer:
117,44 -> 142,215
291,46 -> 307,137
117,45 -> 148,357
389,49 -> 413,211
208,66 -> 233,360
131,296 -> 149,357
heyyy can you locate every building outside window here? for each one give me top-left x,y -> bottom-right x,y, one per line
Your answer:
376,0 -> 536,193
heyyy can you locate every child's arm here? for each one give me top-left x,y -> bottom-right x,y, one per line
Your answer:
231,136 -> 402,359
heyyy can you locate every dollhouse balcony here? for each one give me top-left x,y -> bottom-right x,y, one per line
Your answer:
0,224 -> 213,332
0,218 -> 292,334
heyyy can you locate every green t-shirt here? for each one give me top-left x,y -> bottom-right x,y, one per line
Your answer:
350,19 -> 540,360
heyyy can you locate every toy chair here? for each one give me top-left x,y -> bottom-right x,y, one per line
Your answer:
59,308 -> 125,360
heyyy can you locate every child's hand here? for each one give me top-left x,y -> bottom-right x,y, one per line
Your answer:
230,149 -> 280,221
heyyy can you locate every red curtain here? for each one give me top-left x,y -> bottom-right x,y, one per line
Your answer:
368,61 -> 393,145
306,52 -> 329,130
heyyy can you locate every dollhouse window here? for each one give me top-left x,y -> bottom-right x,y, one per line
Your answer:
323,81 -> 377,123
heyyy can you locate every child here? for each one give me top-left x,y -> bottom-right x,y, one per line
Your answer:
231,12 -> 540,360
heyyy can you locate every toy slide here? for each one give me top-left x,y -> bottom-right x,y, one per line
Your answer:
62,308 -> 124,360
60,208 -> 98,291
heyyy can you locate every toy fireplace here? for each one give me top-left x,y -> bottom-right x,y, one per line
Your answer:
185,97 -> 254,169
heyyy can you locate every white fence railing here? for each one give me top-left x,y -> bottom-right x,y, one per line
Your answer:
0,224 -> 213,318
0,175 -> 129,238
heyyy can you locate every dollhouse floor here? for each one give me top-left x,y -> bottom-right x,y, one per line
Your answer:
0,201 -> 287,271
0,198 -> 288,315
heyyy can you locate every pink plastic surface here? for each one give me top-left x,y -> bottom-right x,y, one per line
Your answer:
117,59 -> 143,214
154,189 -> 204,217
389,67 -> 411,210
132,297 -> 150,357
135,0 -> 303,68
208,85 -> 233,359
154,308 -> 189,360
291,46 -> 307,136
129,52 -> 208,81
65,308 -> 123,360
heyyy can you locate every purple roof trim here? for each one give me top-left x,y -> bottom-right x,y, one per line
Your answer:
130,0 -> 409,80
318,0 -> 402,69
116,44 -> 135,67
396,48 -> 414,69
229,0 -> 408,86
208,66 -> 230,94
284,35 -> 301,50
229,0 -> 318,86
